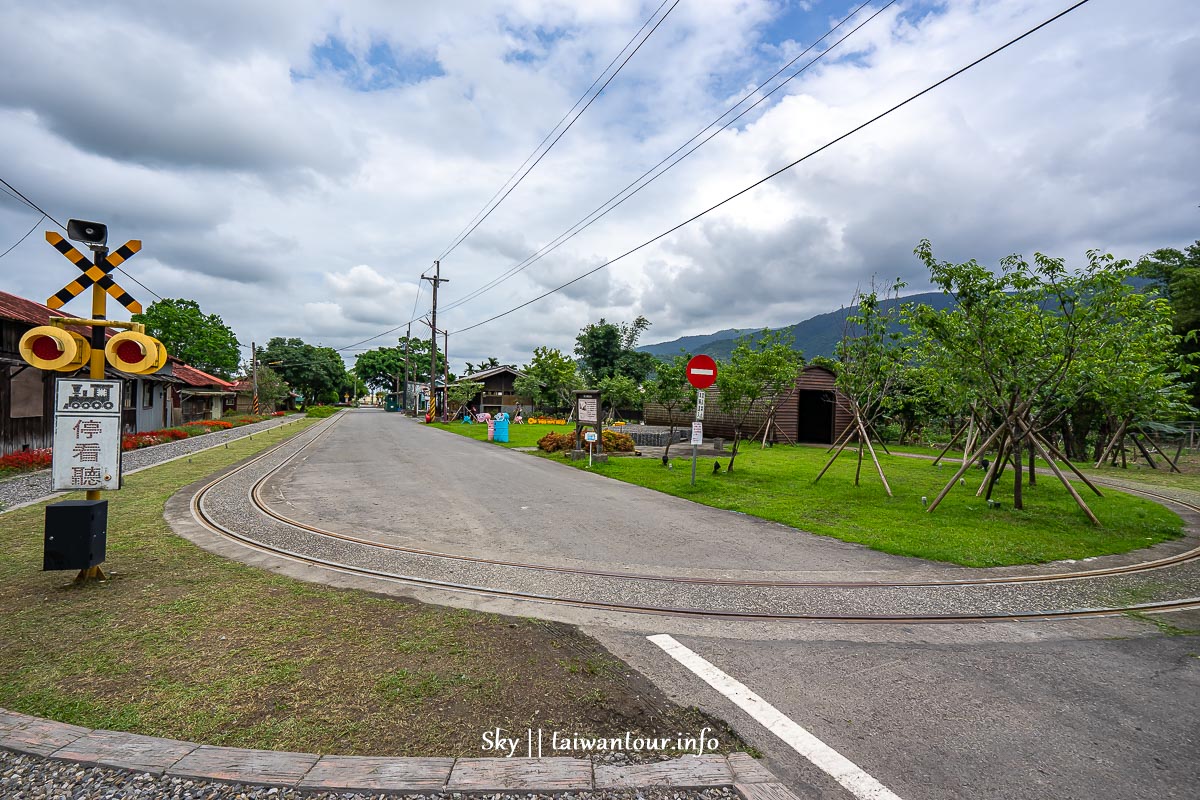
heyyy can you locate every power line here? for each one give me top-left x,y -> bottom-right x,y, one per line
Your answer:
0,213 -> 46,260
436,0 -> 682,263
438,0 -> 892,316
450,0 -> 1094,336
0,175 -> 164,302
436,0 -> 674,264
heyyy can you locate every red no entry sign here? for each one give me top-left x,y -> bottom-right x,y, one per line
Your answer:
686,354 -> 717,389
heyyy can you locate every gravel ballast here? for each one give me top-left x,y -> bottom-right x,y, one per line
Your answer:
0,415 -> 306,513
0,750 -> 743,800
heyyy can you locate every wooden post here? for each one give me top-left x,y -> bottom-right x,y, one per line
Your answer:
857,417 -> 892,496
977,427 -> 1010,497
1025,428 -> 1101,525
931,419 -> 970,467
927,421 -> 1007,512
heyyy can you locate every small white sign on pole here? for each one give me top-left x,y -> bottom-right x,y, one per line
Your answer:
584,431 -> 598,442
691,421 -> 704,446
695,389 -> 705,420
52,378 -> 123,491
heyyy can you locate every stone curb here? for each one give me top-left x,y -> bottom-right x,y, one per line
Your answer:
0,709 -> 796,798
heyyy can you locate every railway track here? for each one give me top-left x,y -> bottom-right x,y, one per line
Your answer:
188,415 -> 1200,623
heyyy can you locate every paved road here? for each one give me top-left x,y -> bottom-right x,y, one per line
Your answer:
203,410 -> 1200,800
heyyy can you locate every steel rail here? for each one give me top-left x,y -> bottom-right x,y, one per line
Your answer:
189,417 -> 1200,623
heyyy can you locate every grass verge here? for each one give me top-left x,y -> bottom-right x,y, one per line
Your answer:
531,443 -> 1184,567
428,421 -> 576,449
0,420 -> 740,757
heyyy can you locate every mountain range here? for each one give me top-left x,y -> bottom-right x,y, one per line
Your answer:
637,291 -> 957,361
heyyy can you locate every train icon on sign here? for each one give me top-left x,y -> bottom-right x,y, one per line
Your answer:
63,383 -> 115,410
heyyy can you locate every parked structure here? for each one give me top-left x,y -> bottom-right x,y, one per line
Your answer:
644,364 -> 853,444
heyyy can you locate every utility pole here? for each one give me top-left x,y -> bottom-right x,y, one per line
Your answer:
251,341 -> 259,414
402,323 -> 411,413
443,327 -> 450,423
421,260 -> 448,421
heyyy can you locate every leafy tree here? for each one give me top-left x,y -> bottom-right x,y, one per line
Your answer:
598,374 -> 642,421
258,338 -> 348,407
818,280 -> 904,493
716,330 -> 801,472
133,298 -> 240,377
906,240 -> 1191,519
1138,241 -> 1200,407
514,347 -> 581,413
644,354 -> 694,458
251,364 -> 290,411
464,356 -> 501,375
446,379 -> 484,417
354,347 -> 406,393
574,315 -> 652,383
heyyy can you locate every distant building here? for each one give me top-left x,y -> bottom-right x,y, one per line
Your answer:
451,365 -> 531,417
643,364 -> 853,444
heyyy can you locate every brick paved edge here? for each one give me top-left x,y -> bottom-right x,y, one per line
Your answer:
0,708 -> 783,794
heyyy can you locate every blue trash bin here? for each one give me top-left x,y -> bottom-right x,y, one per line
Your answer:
494,417 -> 509,443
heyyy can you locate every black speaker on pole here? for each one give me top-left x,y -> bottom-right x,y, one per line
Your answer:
43,500 -> 107,571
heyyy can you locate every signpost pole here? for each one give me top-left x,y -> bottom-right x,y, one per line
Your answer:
82,249 -> 109,582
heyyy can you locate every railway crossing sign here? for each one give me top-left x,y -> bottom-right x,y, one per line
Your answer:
45,231 -> 143,313
52,379 -> 122,491
686,354 -> 717,389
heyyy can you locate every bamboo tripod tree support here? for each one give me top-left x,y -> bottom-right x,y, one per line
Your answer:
926,406 -> 1101,525
813,401 -> 893,496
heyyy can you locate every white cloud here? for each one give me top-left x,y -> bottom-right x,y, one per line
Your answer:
0,0 -> 1195,374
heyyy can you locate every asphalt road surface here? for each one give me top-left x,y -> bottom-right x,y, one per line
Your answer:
247,410 -> 1200,800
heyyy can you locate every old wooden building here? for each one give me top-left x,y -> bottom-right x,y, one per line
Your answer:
644,364 -> 853,444
452,365 -> 532,417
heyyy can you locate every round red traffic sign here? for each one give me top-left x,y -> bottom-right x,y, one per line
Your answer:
686,354 -> 717,389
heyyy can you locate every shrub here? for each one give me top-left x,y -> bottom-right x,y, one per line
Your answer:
602,430 -> 636,452
537,432 -> 574,452
306,406 -> 340,419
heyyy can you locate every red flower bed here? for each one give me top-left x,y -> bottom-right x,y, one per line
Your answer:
122,432 -> 164,450
186,420 -> 234,429
0,448 -> 52,472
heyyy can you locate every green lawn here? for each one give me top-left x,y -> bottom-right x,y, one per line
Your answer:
0,419 -> 737,757
428,421 -> 576,448
532,443 -> 1184,567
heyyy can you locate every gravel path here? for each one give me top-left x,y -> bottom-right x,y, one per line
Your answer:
0,415 -> 307,513
0,750 -> 740,800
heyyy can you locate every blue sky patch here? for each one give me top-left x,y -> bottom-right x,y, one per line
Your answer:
292,35 -> 444,90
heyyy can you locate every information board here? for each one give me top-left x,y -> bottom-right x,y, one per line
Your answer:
691,421 -> 704,446
52,378 -> 122,491
578,396 -> 599,425
695,389 -> 706,420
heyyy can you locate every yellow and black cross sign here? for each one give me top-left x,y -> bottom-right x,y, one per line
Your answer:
45,232 -> 143,313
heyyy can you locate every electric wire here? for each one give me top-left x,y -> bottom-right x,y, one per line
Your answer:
450,0 -> 1094,336
438,0 -> 892,316
436,0 -> 674,264
0,213 -> 46,260
436,0 -> 682,263
0,175 -> 164,302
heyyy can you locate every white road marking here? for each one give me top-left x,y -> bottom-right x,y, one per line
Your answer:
648,634 -> 904,800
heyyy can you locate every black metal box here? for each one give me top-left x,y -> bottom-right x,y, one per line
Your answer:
43,500 -> 107,571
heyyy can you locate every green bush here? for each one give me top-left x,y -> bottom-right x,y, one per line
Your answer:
305,405 -> 341,419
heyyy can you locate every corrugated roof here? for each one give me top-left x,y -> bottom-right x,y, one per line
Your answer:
170,360 -> 235,389
0,289 -> 99,337
456,364 -> 526,383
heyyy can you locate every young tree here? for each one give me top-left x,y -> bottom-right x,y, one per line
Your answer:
816,280 -> 905,494
598,374 -> 642,421
258,338 -> 348,407
133,298 -> 240,377
446,379 -> 484,418
1137,241 -> 1200,407
513,347 -> 581,414
252,364 -> 290,411
715,330 -> 801,472
644,354 -> 694,458
906,240 -> 1186,522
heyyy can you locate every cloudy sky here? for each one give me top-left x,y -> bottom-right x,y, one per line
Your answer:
1,0 -> 1196,373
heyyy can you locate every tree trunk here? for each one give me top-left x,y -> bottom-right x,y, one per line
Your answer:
664,420 -> 676,459
727,429 -> 742,472
1013,432 -> 1024,510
